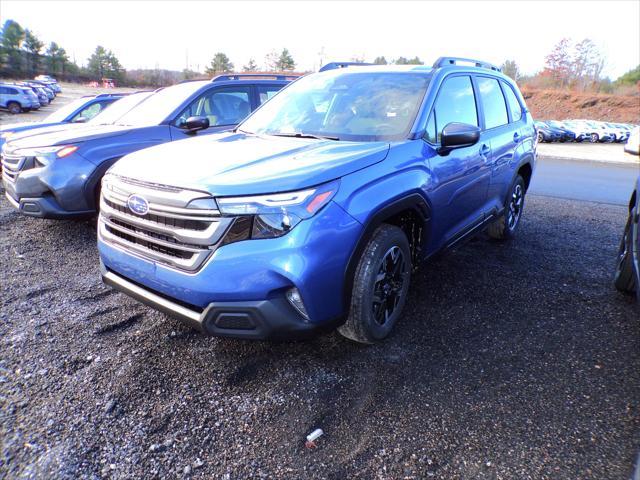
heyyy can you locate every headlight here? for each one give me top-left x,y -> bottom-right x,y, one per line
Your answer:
0,131 -> 14,139
14,145 -> 78,158
217,180 -> 339,240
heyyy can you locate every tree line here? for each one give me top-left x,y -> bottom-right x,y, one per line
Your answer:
2,20 -> 637,93
501,38 -> 639,95
0,19 -> 125,83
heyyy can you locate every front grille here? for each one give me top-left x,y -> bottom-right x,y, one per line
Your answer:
98,174 -> 233,272
1,153 -> 26,184
104,198 -> 210,231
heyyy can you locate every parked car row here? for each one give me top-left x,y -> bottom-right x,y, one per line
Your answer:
534,119 -> 637,144
1,59 -> 636,345
0,75 -> 62,114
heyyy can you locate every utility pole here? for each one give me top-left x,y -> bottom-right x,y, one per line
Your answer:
317,46 -> 325,71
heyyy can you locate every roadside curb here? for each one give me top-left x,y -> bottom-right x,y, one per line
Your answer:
537,154 -> 640,168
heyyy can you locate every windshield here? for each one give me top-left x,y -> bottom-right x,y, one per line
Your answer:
547,121 -> 563,128
88,92 -> 154,125
114,82 -> 206,127
240,71 -> 430,142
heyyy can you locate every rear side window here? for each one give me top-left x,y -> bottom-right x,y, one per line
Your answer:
428,75 -> 478,143
501,82 -> 522,122
257,85 -> 283,105
0,87 -> 6,94
476,77 -> 508,129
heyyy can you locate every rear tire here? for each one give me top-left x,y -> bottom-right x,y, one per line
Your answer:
338,224 -> 411,344
488,175 -> 526,241
614,208 -> 637,294
7,102 -> 21,114
590,133 -> 599,143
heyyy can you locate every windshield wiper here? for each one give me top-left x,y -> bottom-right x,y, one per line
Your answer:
270,132 -> 340,141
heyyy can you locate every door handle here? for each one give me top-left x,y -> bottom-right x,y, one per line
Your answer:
479,144 -> 490,158
513,132 -> 521,143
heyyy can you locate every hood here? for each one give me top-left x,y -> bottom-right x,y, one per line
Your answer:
110,132 -> 390,196
1,121 -> 46,131
6,124 -> 134,150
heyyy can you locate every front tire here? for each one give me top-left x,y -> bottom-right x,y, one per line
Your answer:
614,208 -> 637,294
488,175 -> 526,241
339,224 -> 411,344
537,131 -> 544,143
7,102 -> 21,114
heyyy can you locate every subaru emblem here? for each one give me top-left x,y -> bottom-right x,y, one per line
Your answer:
127,194 -> 149,215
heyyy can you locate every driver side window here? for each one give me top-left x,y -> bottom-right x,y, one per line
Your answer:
71,102 -> 107,123
428,76 -> 478,143
173,87 -> 251,128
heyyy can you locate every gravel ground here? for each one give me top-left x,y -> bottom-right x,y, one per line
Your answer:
0,191 -> 638,479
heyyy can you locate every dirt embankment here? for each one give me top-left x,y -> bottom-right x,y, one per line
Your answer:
521,87 -> 640,123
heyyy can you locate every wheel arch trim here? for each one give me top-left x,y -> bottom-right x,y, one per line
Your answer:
342,193 -> 431,310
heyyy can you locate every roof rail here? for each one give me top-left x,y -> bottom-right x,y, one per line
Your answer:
432,57 -> 501,72
95,92 -> 126,98
319,62 -> 373,72
211,73 -> 301,82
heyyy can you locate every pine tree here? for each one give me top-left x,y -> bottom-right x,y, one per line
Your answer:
205,52 -> 234,75
242,58 -> 258,72
276,48 -> 295,71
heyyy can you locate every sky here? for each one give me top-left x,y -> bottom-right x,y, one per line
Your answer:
2,0 -> 639,79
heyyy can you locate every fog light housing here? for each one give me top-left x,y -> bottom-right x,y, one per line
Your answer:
286,287 -> 309,320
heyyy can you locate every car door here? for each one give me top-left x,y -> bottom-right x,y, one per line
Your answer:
169,85 -> 253,140
425,74 -> 491,248
474,76 -> 519,215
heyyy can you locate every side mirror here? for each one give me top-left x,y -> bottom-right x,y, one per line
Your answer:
183,116 -> 210,133
438,122 -> 480,155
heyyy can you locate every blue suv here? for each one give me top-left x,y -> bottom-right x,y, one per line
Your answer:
0,84 -> 39,113
0,93 -> 125,151
2,75 -> 295,219
98,58 -> 536,343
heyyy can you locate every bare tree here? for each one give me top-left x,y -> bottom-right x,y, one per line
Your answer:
544,38 -> 572,87
572,38 -> 604,91
501,59 -> 520,81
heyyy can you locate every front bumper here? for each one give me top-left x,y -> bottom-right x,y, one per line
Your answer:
102,266 -> 343,339
1,152 -> 97,219
98,201 -> 363,339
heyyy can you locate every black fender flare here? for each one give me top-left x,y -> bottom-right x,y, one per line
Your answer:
515,157 -> 534,190
342,193 -> 431,310
83,157 -> 122,210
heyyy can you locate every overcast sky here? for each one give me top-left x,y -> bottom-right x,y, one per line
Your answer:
3,0 -> 639,79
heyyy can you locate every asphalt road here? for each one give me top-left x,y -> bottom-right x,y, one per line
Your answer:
531,156 -> 639,206
0,158 -> 639,479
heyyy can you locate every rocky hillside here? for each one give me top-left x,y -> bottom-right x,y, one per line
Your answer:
521,87 -> 640,123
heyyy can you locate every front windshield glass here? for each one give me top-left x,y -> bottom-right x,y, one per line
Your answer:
240,71 -> 430,141
44,97 -> 94,123
114,82 -> 206,127
88,92 -> 154,125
